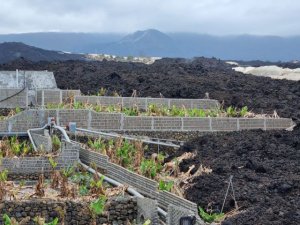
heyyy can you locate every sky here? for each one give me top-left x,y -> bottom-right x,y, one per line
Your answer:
1,0 -> 299,36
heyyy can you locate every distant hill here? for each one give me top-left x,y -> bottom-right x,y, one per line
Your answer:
0,42 -> 85,63
99,29 -> 181,57
1,30 -> 300,61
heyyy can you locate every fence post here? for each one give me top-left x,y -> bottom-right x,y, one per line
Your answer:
264,118 -> 267,130
42,90 -> 45,106
59,90 -> 63,104
88,110 -> 92,129
25,88 -> 29,108
151,117 -> 154,130
56,109 -> 60,125
237,118 -> 240,131
209,117 -> 212,131
120,114 -> 124,130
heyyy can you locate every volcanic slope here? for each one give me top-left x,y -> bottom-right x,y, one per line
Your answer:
0,57 -> 299,121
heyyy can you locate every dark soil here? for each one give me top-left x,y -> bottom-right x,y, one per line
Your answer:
0,57 -> 299,121
176,126 -> 300,225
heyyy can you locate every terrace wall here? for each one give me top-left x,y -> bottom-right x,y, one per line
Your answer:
0,109 -> 294,133
1,140 -> 79,175
74,96 -> 220,110
78,147 -> 204,224
0,197 -> 137,225
36,89 -> 81,106
0,88 -> 28,108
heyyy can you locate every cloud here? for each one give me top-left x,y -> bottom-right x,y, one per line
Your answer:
0,0 -> 299,35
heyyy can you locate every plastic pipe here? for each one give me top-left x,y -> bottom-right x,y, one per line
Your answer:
27,124 -> 49,151
78,160 -> 167,218
76,127 -> 180,148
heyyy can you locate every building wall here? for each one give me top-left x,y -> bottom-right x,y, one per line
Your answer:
0,88 -> 28,108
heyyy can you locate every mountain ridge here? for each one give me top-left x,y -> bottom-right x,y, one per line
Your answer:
1,29 -> 300,61
0,42 -> 85,63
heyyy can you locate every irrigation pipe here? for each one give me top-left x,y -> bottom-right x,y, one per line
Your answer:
78,160 -> 168,218
76,127 -> 180,148
27,124 -> 49,151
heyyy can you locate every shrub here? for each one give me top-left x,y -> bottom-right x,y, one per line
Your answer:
198,207 -> 224,223
158,180 -> 174,192
51,135 -> 61,152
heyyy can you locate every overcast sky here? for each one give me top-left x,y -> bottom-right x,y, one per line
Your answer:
1,0 -> 299,36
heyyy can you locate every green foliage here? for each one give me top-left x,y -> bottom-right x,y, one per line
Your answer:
90,175 -> 105,190
116,140 -> 136,167
158,180 -> 174,192
3,214 -> 12,225
44,218 -> 59,225
73,101 -> 84,109
140,159 -> 162,179
123,107 -> 139,116
48,157 -> 58,169
71,171 -> 93,186
97,87 -> 107,96
240,106 -> 249,117
198,207 -> 224,223
33,217 -> 59,225
0,169 -> 8,182
79,185 -> 89,196
61,166 -> 74,178
143,220 -> 151,225
90,195 -> 107,215
15,107 -> 21,114
51,135 -> 61,152
226,106 -> 238,117
88,138 -> 105,153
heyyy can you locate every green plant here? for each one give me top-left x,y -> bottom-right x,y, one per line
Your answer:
73,101 -> 84,109
226,106 -> 238,117
61,166 -> 74,178
90,175 -> 105,195
71,171 -> 93,186
123,107 -> 139,116
143,220 -> 151,225
140,159 -> 162,179
51,135 -> 61,152
15,107 -> 21,114
97,87 -> 107,96
3,214 -> 30,225
34,217 -> 59,225
240,106 -> 248,117
3,214 -> 11,225
88,138 -> 105,153
44,218 -> 59,225
0,169 -> 8,182
116,140 -> 136,167
9,136 -> 21,156
158,180 -> 174,192
48,157 -> 58,169
90,195 -> 107,215
90,175 -> 104,189
79,185 -> 89,196
198,207 -> 224,223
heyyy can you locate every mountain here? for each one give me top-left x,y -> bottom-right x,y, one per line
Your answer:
98,29 -> 181,57
1,30 -> 300,61
0,42 -> 85,63
0,32 -> 123,53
